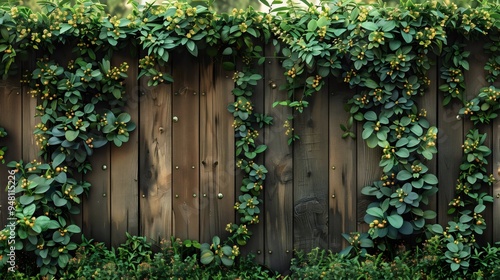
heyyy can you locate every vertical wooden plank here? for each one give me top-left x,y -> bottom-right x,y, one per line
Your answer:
242,50 -> 266,264
493,120 -> 500,243
199,57 -> 235,243
436,55 -> 464,227
110,51 -> 139,247
418,55 -> 438,223
0,75 -> 22,227
463,42 -> 493,243
22,69 -> 39,162
293,82 -> 329,252
328,79 -> 357,252
356,114 -> 381,233
82,146 -> 111,244
264,57 -> 293,271
139,61 -> 173,246
172,53 -> 200,241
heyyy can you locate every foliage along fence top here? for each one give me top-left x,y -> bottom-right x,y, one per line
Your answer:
0,0 -> 499,276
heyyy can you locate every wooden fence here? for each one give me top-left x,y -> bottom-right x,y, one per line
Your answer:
1,44 -> 499,272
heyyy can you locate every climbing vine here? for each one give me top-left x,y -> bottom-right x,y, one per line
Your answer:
0,0 -> 499,277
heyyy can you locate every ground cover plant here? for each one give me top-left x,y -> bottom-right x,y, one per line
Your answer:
0,0 -> 499,278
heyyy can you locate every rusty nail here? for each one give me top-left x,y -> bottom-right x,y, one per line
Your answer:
102,165 -> 107,170
217,193 -> 224,199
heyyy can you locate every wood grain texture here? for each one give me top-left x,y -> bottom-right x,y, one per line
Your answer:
328,78 -> 356,252
264,57 -> 293,271
82,146 -> 111,244
0,75 -> 22,227
418,56 -> 438,222
463,42 -> 492,243
356,113 -> 382,233
110,51 -> 140,247
139,72 -> 173,247
493,119 -> 500,243
199,57 -> 235,243
436,71 -> 463,227
293,81 -> 329,252
172,53 -> 200,241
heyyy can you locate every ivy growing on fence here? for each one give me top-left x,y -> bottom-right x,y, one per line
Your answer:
0,0 -> 499,277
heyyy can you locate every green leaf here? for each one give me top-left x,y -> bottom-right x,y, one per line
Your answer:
255,145 -> 267,153
200,249 -> 214,265
65,130 -> 79,142
52,153 -> 66,168
396,170 -> 412,181
20,195 -> 35,205
422,174 -> 438,185
361,22 -> 378,31
65,225 -> 81,233
364,111 -> 377,121
366,207 -> 384,219
387,214 -> 403,228
474,204 -> 486,213
23,204 -> 36,217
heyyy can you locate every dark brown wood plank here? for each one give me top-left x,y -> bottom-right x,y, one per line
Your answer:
328,79 -> 357,252
264,57 -> 293,271
82,146 -> 111,244
172,53 -> 200,241
436,64 -> 464,227
241,53 -> 266,264
110,51 -> 139,247
293,81 -> 329,252
418,56 -> 438,223
139,63 -> 173,247
493,120 -> 500,243
199,57 -> 235,243
356,115 -> 382,233
0,75 -> 22,227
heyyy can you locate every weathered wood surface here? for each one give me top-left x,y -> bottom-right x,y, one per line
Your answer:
199,56 -> 235,243
139,62 -> 173,247
293,78 -> 329,252
172,54 -> 200,241
328,78 -> 357,251
0,75 -> 21,227
0,44 -> 499,273
263,56 -> 293,271
110,52 -> 140,247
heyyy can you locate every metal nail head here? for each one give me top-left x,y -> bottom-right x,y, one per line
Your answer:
102,165 -> 107,170
173,116 -> 179,122
217,193 -> 224,199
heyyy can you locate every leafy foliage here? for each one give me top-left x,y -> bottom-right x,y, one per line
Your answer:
0,0 -> 500,277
